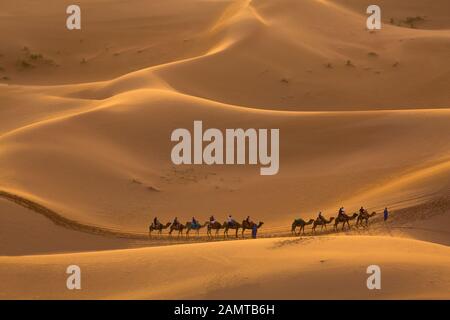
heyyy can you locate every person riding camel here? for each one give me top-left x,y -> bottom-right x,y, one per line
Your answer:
338,207 -> 345,218
359,206 -> 366,216
227,215 -> 236,227
172,217 -> 179,228
245,216 -> 253,225
318,211 -> 325,223
192,217 -> 199,229
153,217 -> 160,228
210,215 -> 216,225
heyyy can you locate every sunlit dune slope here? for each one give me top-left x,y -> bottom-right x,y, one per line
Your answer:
1,0 -> 449,110
0,198 -> 141,256
1,88 -> 450,230
0,0 -> 449,255
0,236 -> 448,299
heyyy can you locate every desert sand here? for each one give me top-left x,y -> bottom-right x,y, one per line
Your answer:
0,0 -> 449,299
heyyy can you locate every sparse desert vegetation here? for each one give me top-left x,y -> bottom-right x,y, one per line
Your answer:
14,47 -> 56,71
391,16 -> 426,28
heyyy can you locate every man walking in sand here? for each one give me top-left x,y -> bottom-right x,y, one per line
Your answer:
384,207 -> 389,221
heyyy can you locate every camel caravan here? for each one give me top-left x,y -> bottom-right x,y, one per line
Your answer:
148,206 -> 386,239
149,215 -> 264,238
291,207 -> 380,236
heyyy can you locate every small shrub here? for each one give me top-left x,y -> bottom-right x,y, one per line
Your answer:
402,16 -> 425,28
29,53 -> 43,60
17,59 -> 34,69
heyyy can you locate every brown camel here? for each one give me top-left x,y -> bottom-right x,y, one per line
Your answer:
169,223 -> 185,236
334,213 -> 358,231
356,211 -> 377,227
223,221 -> 241,238
291,218 -> 314,235
241,220 -> 264,237
185,221 -> 208,236
206,221 -> 223,237
148,222 -> 171,237
312,217 -> 335,233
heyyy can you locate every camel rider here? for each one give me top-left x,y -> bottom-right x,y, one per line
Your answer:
227,215 -> 235,227
192,217 -> 199,228
210,215 -> 216,225
153,217 -> 160,228
318,211 -> 325,223
359,206 -> 366,215
338,207 -> 345,217
245,216 -> 252,225
172,217 -> 179,228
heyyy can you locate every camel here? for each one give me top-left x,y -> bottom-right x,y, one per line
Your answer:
169,223 -> 185,236
223,221 -> 241,238
185,221 -> 208,236
148,222 -> 171,237
291,218 -> 314,235
334,213 -> 358,231
206,221 -> 223,237
241,220 -> 264,237
312,217 -> 335,233
356,211 -> 377,227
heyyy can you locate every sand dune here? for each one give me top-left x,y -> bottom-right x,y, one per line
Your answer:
1,89 -> 449,230
0,236 -> 448,299
0,0 -> 449,299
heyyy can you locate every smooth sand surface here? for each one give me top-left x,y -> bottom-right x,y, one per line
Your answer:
0,236 -> 449,299
0,0 -> 449,299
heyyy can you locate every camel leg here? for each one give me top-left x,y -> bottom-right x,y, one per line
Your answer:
348,221 -> 352,229
235,228 -> 238,238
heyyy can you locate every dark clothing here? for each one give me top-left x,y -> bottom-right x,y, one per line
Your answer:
384,209 -> 389,221
252,225 -> 258,239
